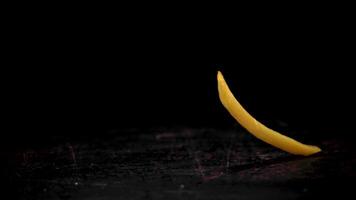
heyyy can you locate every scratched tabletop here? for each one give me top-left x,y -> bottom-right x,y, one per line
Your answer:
4,128 -> 356,200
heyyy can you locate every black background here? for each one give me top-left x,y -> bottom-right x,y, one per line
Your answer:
3,13 -> 355,148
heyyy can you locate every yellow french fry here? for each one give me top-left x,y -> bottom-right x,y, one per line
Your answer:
217,71 -> 321,156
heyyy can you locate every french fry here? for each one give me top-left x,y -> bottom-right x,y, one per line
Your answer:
217,71 -> 321,156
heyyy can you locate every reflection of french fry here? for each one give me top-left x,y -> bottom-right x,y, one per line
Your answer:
217,71 -> 321,156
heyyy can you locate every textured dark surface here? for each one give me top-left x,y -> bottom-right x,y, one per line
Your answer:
4,128 -> 355,199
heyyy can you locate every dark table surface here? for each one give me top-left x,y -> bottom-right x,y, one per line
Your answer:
3,128 -> 355,200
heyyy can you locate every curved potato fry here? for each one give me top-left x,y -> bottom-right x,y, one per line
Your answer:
217,71 -> 321,156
